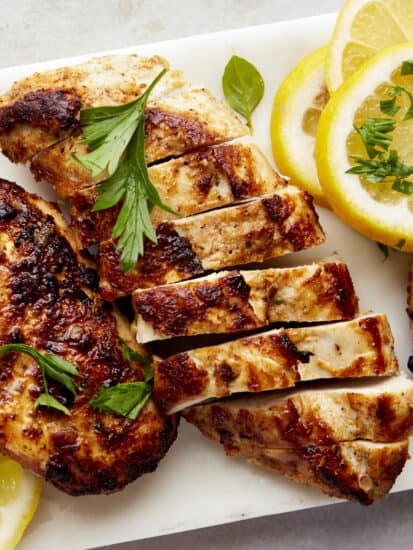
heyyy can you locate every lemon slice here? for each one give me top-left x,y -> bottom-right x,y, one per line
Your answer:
326,0 -> 413,93
271,47 -> 330,207
316,41 -> 413,251
0,455 -> 42,550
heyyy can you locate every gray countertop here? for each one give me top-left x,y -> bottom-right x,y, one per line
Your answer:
1,1 -> 412,549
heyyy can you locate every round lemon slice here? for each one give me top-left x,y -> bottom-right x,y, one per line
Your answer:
0,455 -> 42,550
326,0 -> 413,93
271,47 -> 330,207
316,42 -> 413,251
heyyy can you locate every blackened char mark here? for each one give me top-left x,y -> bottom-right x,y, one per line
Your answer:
153,353 -> 208,413
0,88 -> 81,135
134,271 -> 259,337
263,192 -> 322,252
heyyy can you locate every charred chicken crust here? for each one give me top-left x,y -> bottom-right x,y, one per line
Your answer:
0,179 -> 177,495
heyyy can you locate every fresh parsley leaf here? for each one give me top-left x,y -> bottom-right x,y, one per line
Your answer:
347,149 -> 413,188
34,393 -> 71,416
380,97 -> 400,116
88,382 -> 151,420
392,178 -> 413,195
0,344 -> 82,415
75,69 -> 176,273
376,242 -> 389,259
121,340 -> 153,382
396,238 -> 406,250
353,118 -> 395,159
389,85 -> 413,120
401,60 -> 413,75
222,55 -> 264,132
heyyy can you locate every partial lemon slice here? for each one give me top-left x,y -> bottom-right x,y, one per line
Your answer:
271,47 -> 330,207
316,41 -> 413,251
326,0 -> 413,93
0,455 -> 42,550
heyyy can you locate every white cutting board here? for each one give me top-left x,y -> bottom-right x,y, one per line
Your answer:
0,12 -> 410,550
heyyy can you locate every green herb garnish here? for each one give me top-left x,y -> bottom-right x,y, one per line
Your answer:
353,118 -> 395,159
376,242 -> 389,259
401,60 -> 413,75
396,238 -> 406,250
380,85 -> 413,121
347,149 -> 413,191
121,340 -> 153,382
222,55 -> 264,132
0,344 -> 82,416
88,382 -> 151,420
74,69 -> 176,273
88,341 -> 153,419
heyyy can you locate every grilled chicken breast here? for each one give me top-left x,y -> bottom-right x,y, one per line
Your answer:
70,143 -> 285,249
0,54 -> 246,185
98,188 -> 325,300
237,440 -> 409,504
0,179 -> 177,495
153,314 -> 398,413
183,375 -> 413,448
0,54 -> 186,164
133,260 -> 359,343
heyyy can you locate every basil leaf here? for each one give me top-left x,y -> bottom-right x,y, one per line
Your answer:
88,382 -> 151,420
222,55 -> 264,131
34,393 -> 71,416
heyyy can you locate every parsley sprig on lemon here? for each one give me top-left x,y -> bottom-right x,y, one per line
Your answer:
271,0 -> 413,248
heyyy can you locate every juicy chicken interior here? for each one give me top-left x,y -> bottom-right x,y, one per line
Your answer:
70,143 -> 286,249
153,314 -> 398,414
238,440 -> 409,505
98,187 -> 325,300
183,375 -> 413,449
132,260 -> 359,343
0,179 -> 177,495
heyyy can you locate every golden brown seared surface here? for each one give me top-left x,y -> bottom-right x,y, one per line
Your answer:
0,54 -> 185,163
183,375 -> 413,449
239,440 -> 409,504
153,314 -> 398,414
0,179 -> 177,495
98,188 -> 325,300
133,261 -> 359,343
29,85 -> 247,194
70,143 -> 285,249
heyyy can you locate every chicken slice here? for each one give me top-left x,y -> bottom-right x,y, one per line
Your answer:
0,179 -> 177,495
0,54 -> 186,163
153,314 -> 398,413
98,187 -> 325,300
133,260 -> 359,343
183,375 -> 413,447
69,143 -> 285,249
235,440 -> 409,504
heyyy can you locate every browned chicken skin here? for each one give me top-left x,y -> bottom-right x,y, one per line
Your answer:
0,179 -> 177,495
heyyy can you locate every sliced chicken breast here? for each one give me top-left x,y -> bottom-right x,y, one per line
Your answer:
98,187 -> 325,300
0,179 -> 177,495
153,313 -> 398,413
183,375 -> 413,447
133,260 -> 359,343
0,54 -> 186,163
238,440 -> 409,504
70,143 -> 285,248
